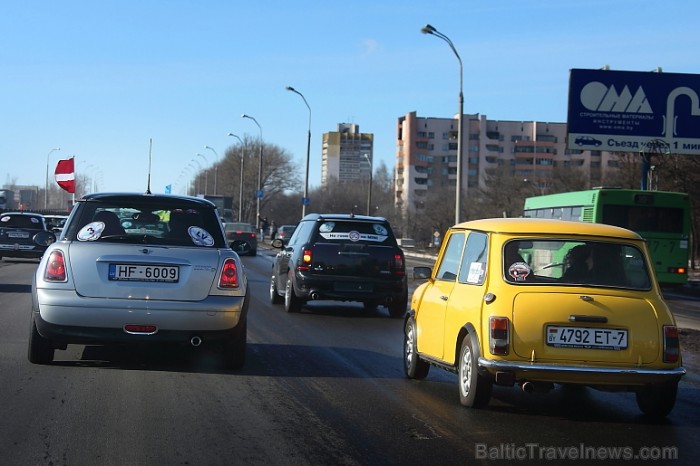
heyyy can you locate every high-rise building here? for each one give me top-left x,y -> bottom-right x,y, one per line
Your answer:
322,123 -> 374,186
395,111 -> 613,216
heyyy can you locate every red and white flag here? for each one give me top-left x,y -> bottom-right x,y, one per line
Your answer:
55,157 -> 76,193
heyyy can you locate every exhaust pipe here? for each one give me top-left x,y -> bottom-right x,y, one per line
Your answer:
190,336 -> 202,347
310,291 -> 320,300
520,381 -> 553,393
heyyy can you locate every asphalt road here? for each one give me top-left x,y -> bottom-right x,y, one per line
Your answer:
1,255 -> 699,465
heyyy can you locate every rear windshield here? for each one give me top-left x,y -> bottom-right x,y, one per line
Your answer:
0,214 -> 44,230
315,221 -> 396,245
503,239 -> 652,290
66,201 -> 225,247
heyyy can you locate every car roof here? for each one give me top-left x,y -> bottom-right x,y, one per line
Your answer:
1,212 -> 45,219
301,213 -> 389,223
453,217 -> 642,240
79,192 -> 217,208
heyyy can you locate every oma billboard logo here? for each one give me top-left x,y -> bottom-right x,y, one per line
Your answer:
580,82 -> 652,114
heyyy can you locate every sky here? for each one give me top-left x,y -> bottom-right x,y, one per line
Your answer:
2,0 -> 699,197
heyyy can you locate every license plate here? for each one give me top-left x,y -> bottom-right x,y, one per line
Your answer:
8,231 -> 29,238
108,264 -> 179,282
546,325 -> 628,350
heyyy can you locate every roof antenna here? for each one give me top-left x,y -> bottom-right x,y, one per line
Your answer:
146,138 -> 152,194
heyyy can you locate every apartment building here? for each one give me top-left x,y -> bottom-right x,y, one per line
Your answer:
321,123 -> 374,186
395,111 -> 615,215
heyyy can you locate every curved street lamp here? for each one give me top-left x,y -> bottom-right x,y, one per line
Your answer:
241,114 -> 263,229
286,85 -> 312,217
422,23 -> 464,224
204,146 -> 219,195
44,147 -> 61,209
227,132 -> 246,222
196,153 -> 209,194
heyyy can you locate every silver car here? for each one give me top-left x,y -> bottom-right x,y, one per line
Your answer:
29,193 -> 249,369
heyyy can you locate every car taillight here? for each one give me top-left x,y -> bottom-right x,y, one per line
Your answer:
392,253 -> 405,276
44,250 -> 67,282
668,266 -> 687,275
663,325 -> 680,363
489,316 -> 510,355
298,249 -> 313,271
218,258 -> 239,288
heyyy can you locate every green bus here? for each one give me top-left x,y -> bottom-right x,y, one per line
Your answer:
523,189 -> 691,286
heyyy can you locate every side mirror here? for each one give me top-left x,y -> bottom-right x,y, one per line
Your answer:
271,238 -> 284,249
413,266 -> 432,280
34,231 -> 57,247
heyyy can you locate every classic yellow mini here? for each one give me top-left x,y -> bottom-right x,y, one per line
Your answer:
404,218 -> 685,418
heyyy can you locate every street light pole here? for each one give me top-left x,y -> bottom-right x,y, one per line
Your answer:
195,153 -> 209,194
242,114 -> 263,229
286,86 -> 311,218
44,147 -> 61,209
363,154 -> 373,216
205,146 -> 219,195
227,133 -> 246,222
422,23 -> 464,225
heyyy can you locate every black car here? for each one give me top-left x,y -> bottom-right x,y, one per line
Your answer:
0,212 -> 56,261
224,222 -> 258,256
269,213 -> 407,317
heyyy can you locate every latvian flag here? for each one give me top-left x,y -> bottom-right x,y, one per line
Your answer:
55,157 -> 76,193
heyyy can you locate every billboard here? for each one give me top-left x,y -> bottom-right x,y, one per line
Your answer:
567,68 -> 700,154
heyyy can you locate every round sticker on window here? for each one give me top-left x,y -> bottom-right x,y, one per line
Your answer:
77,221 -> 105,241
188,226 -> 214,246
508,262 -> 531,281
372,224 -> 388,236
348,230 -> 361,242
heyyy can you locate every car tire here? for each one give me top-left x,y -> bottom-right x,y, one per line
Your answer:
458,334 -> 492,408
28,318 -> 54,365
388,286 -> 408,318
269,275 -> 284,305
635,381 -> 678,418
222,319 -> 247,370
284,279 -> 303,313
404,318 -> 429,380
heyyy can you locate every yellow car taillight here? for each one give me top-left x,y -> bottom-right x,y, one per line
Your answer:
489,316 -> 510,355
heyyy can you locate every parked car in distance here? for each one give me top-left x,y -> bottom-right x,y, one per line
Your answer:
224,222 -> 257,256
29,193 -> 249,369
274,224 -> 297,245
270,213 -> 407,317
0,212 -> 56,261
404,218 -> 685,418
43,214 -> 69,234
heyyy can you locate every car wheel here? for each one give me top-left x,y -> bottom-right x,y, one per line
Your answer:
284,279 -> 303,313
222,318 -> 247,370
635,381 -> 678,418
404,318 -> 429,379
28,318 -> 54,364
388,287 -> 408,318
458,334 -> 492,408
269,274 -> 283,304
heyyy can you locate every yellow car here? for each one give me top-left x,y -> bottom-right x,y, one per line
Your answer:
404,218 -> 686,418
